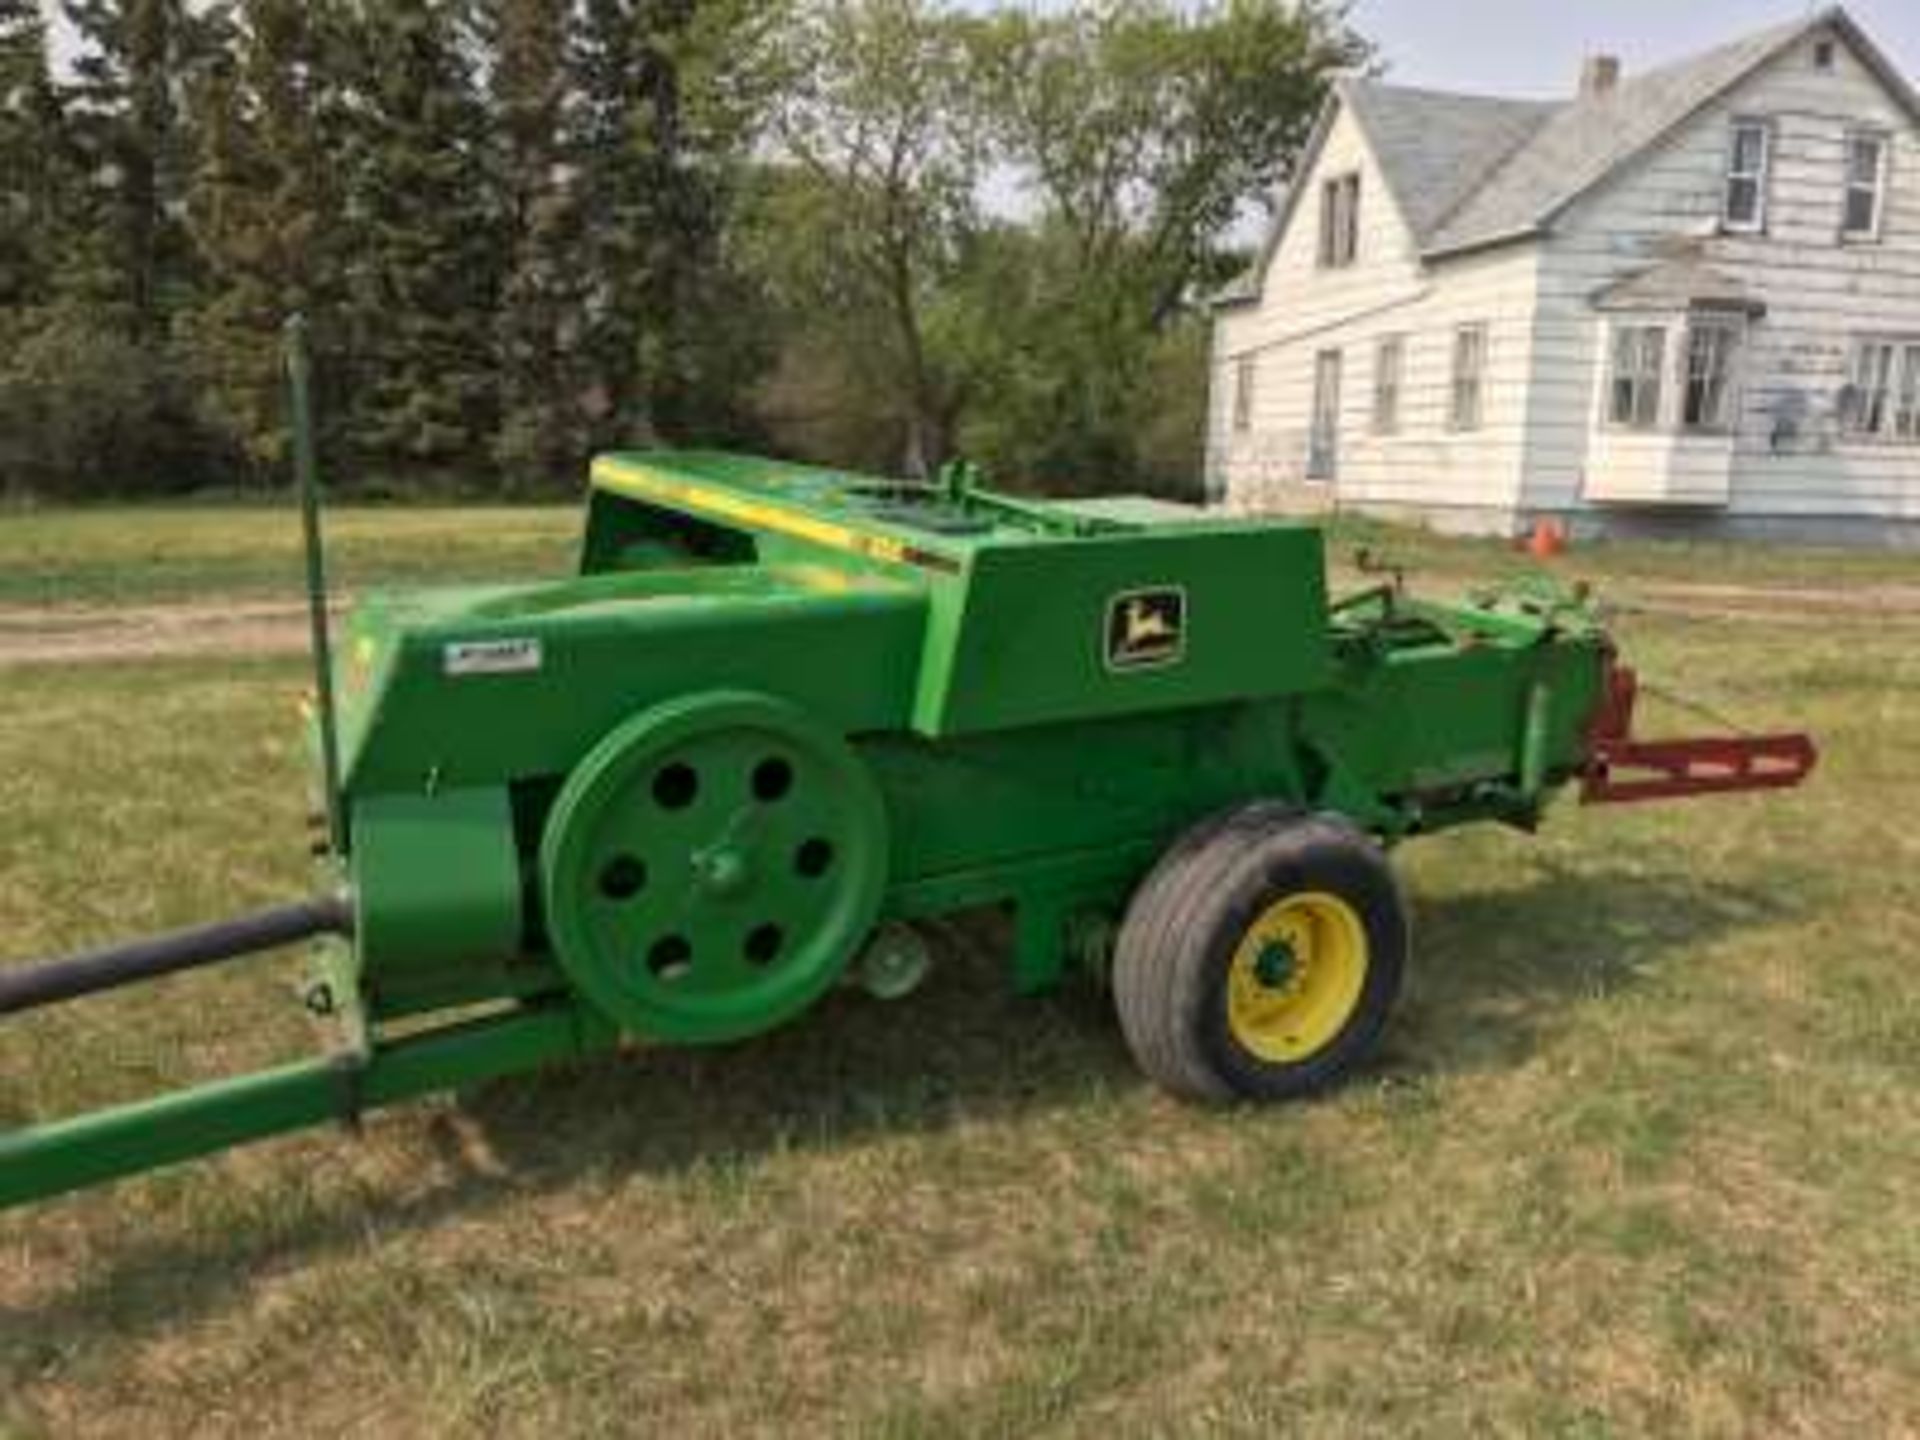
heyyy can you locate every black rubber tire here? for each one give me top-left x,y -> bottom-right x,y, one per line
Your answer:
1113,803 -> 1408,1103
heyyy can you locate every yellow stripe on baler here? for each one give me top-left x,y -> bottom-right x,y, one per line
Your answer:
592,458 -> 924,570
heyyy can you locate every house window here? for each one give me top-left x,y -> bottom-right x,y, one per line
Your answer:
1372,335 -> 1403,434
1843,132 -> 1888,240
1607,325 -> 1666,429
1848,341 -> 1894,435
1450,324 -> 1487,430
1231,355 -> 1256,433
1318,173 -> 1360,268
1307,349 -> 1342,481
1813,39 -> 1836,71
1683,321 -> 1742,431
1901,353 -> 1920,441
1844,340 -> 1920,441
1724,120 -> 1771,232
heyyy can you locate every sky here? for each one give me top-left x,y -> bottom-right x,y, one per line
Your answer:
40,1 -> 1920,99
1346,0 -> 1919,98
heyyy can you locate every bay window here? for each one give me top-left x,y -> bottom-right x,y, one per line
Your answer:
1682,322 -> 1742,432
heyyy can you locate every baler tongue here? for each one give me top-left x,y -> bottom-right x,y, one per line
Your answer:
1580,662 -> 1818,804
0,898 -> 353,1018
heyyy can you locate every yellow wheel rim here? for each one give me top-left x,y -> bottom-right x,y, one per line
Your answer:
1225,891 -> 1369,1063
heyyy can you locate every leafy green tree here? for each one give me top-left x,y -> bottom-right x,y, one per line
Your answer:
981,1 -> 1365,326
738,166 -> 924,473
0,0 -> 1366,500
0,305 -> 202,495
768,0 -> 983,475
951,0 -> 1366,493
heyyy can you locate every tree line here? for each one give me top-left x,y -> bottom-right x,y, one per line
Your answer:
0,0 -> 1365,501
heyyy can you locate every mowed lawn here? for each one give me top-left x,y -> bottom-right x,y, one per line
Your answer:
1,508 -> 1918,1437
0,504 -> 579,607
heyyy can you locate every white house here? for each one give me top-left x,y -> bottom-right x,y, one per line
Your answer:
1207,8 -> 1920,544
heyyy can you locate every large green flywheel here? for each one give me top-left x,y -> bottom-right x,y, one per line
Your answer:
541,692 -> 889,1044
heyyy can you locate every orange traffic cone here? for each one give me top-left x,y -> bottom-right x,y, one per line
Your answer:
1526,517 -> 1568,560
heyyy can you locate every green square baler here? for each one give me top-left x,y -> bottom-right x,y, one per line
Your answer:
0,447 -> 1815,1210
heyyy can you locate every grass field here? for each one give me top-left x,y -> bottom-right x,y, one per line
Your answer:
2,509 -> 1918,1436
0,505 -> 577,606
1,500 -> 1916,608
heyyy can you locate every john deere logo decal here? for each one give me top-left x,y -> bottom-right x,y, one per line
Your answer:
1105,588 -> 1187,671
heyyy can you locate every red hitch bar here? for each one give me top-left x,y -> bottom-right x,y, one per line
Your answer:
1581,662 -> 1817,805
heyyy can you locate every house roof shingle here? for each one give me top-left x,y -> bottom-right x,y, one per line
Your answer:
1422,15 -> 1815,255
1220,5 -> 1920,305
1342,83 -> 1556,246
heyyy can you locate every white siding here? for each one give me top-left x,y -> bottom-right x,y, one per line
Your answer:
1210,102 -> 1541,526
1213,22 -> 1920,539
1525,26 -> 1920,524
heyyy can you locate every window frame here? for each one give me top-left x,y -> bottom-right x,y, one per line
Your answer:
1606,323 -> 1668,431
1306,347 -> 1342,482
1449,324 -> 1488,432
1841,129 -> 1890,242
1681,318 -> 1744,434
1843,338 -> 1920,443
1317,172 -> 1360,269
1372,334 -> 1404,435
1231,354 -> 1256,434
1723,118 -> 1773,234
1898,348 -> 1920,442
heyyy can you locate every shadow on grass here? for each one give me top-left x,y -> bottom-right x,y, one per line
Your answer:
1392,857 -> 1800,1080
1,860 -> 1800,1357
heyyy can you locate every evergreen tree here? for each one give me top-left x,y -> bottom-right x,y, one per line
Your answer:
573,0 -> 780,452
486,0 -> 581,492
61,0 -> 226,336
180,0 -> 351,477
572,0 -> 653,448
337,0 -> 501,475
635,0 -> 783,445
0,0 -> 67,311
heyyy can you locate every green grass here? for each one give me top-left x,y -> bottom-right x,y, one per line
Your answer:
1319,511 -> 1920,589
1,499 -> 1914,611
2,526 -> 1919,1436
0,505 -> 577,606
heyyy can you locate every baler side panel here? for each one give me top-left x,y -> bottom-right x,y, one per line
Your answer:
862,701 -> 1308,886
912,527 -> 1331,737
349,787 -> 548,1017
340,575 -> 927,796
1297,631 -> 1609,826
